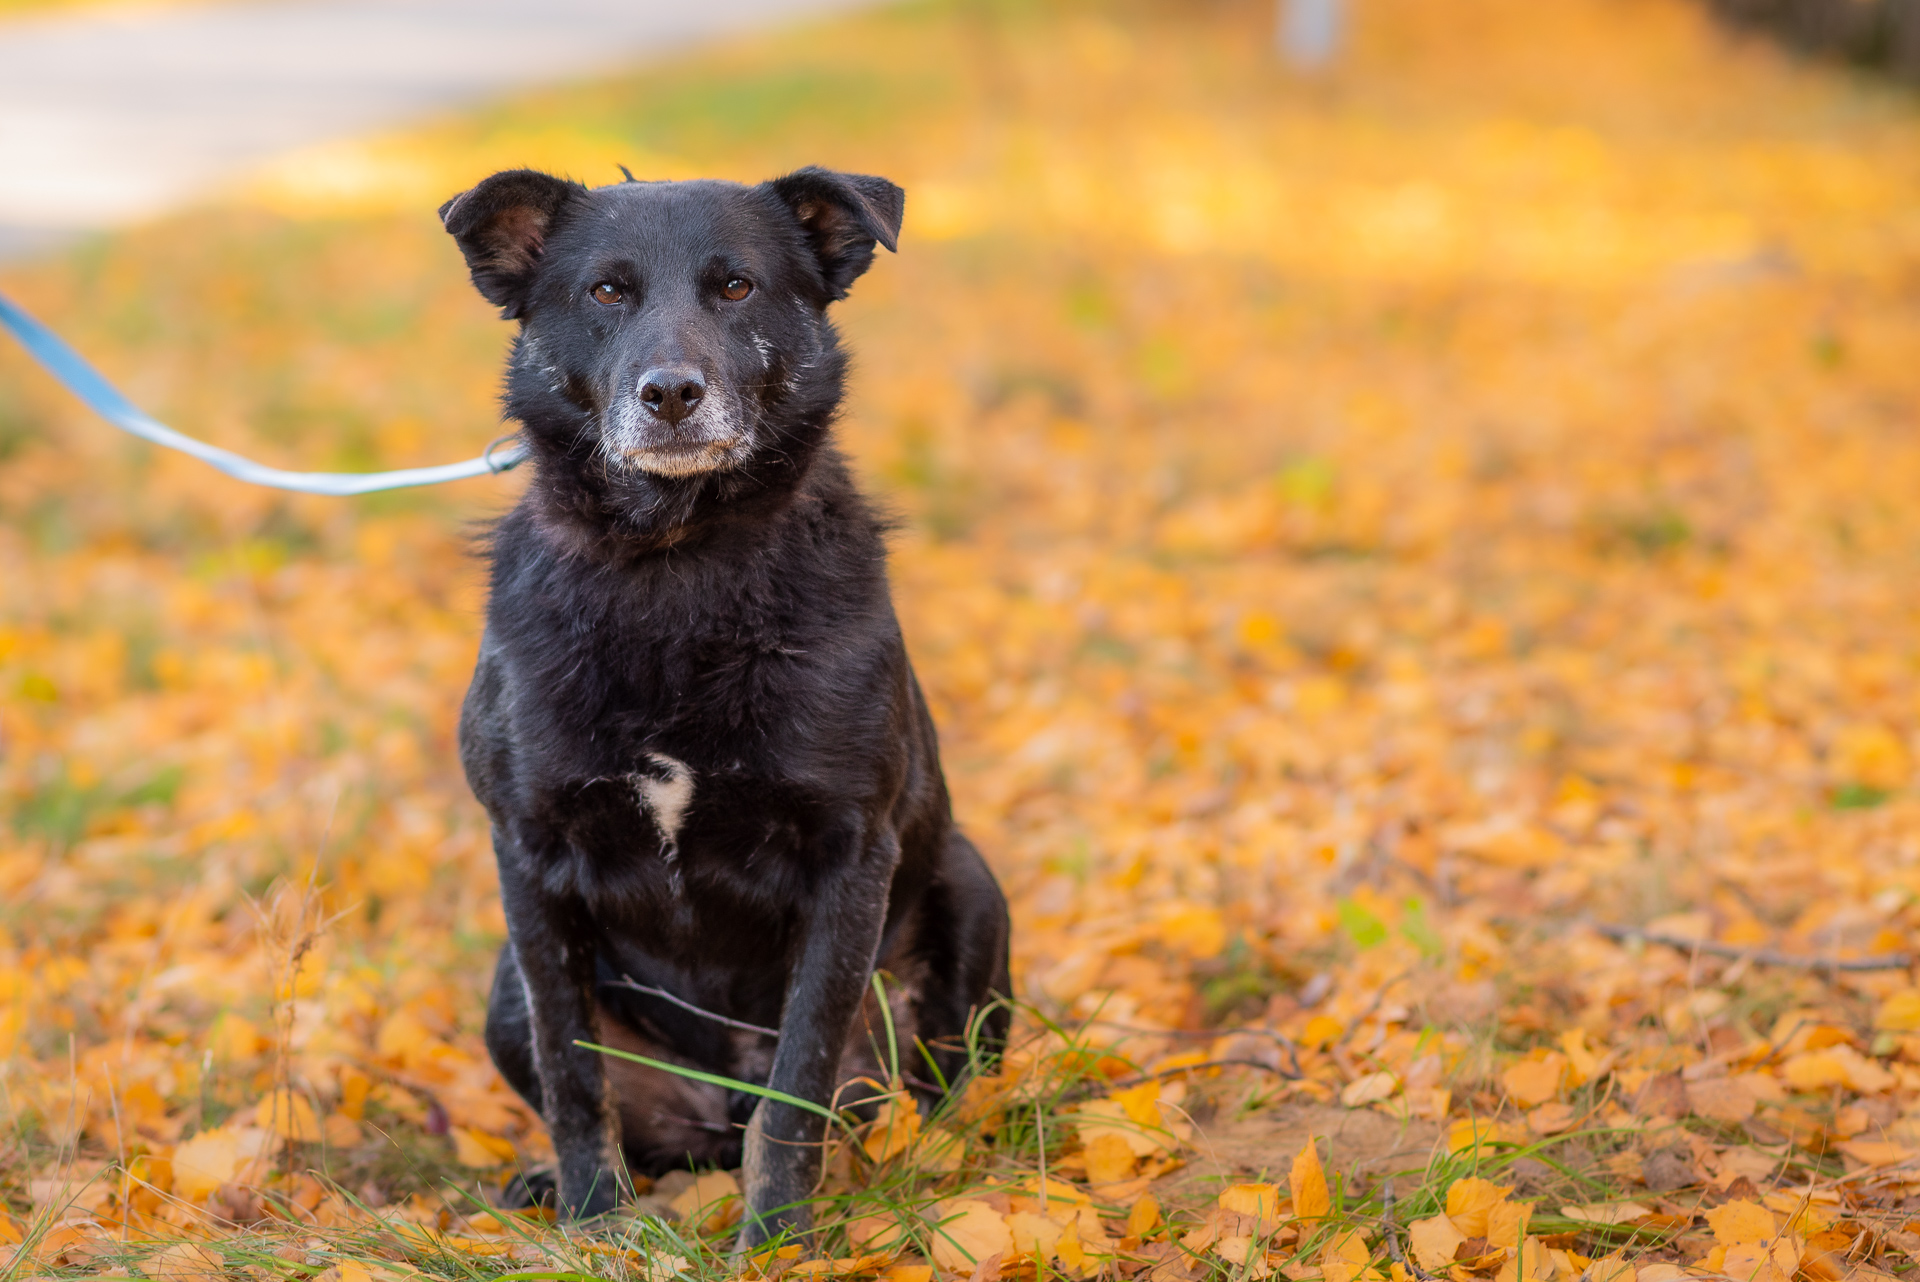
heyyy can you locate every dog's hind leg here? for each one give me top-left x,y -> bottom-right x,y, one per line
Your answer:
486,944 -> 542,1111
904,829 -> 1011,1089
590,1006 -> 739,1176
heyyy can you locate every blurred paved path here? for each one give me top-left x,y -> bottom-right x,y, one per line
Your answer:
0,0 -> 867,257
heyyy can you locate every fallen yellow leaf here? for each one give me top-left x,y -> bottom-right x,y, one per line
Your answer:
1083,1131 -> 1136,1184
450,1125 -> 515,1168
1111,1079 -> 1162,1126
882,1267 -> 932,1282
171,1128 -> 241,1201
1560,1203 -> 1652,1226
1219,1182 -> 1282,1227
1878,990 -> 1920,1033
1008,1210 -> 1063,1262
668,1169 -> 742,1234
1291,1137 -> 1331,1221
930,1200 -> 1013,1273
1502,1056 -> 1565,1108
1486,1199 -> 1533,1252
254,1088 -> 322,1142
1585,1255 -> 1632,1282
1408,1214 -> 1465,1270
1838,1139 -> 1913,1168
1446,1177 -> 1513,1238
143,1242 -> 227,1282
1783,1051 -> 1853,1092
863,1090 -> 922,1164
1341,1070 -> 1399,1108
1705,1200 -> 1778,1248
1301,1015 -> 1344,1050
1321,1228 -> 1373,1282
1449,1118 -> 1528,1153
1128,1192 -> 1161,1239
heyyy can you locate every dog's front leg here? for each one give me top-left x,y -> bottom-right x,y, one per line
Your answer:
739,834 -> 897,1246
497,829 -> 627,1217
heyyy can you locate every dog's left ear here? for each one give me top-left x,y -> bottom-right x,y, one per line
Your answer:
440,169 -> 588,319
768,167 -> 905,300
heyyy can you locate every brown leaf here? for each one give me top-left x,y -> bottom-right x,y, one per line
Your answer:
1686,1076 -> 1757,1124
1641,1146 -> 1700,1191
1452,1240 -> 1506,1275
1632,1073 -> 1689,1120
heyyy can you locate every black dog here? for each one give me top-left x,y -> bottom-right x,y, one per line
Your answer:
442,166 -> 1010,1241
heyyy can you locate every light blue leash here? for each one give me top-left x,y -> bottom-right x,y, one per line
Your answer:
0,288 -> 527,495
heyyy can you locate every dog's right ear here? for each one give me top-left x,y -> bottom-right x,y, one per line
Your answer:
768,167 -> 905,301
439,170 -> 588,319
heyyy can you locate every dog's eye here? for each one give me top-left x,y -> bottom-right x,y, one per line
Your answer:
722,277 -> 752,302
591,282 -> 624,306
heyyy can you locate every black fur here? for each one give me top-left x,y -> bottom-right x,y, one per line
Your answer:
445,166 -> 1011,1242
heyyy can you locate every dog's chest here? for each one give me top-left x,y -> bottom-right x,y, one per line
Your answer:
625,752 -> 696,860
550,743 -> 826,941
569,752 -> 709,870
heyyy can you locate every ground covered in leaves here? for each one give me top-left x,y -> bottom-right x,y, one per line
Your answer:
6,0 -> 1920,1279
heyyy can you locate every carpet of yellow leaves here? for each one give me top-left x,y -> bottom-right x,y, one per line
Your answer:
7,0 -> 1920,1278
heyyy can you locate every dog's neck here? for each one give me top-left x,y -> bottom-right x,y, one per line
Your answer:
515,417 -> 836,565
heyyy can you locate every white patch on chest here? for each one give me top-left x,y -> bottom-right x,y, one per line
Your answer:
629,752 -> 695,853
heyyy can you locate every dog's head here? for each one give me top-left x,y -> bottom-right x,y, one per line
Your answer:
441,167 -> 902,514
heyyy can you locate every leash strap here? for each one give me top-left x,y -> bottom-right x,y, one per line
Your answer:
0,288 -> 527,495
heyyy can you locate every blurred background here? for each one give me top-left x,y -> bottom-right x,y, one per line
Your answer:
4,0 -> 1920,1225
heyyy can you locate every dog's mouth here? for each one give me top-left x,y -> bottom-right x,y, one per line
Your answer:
603,386 -> 752,478
615,436 -> 748,478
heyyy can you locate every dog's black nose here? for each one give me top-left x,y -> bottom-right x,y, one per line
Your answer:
637,367 -> 706,425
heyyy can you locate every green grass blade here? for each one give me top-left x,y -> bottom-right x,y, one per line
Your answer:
575,1040 -> 847,1126
873,971 -> 901,1084
915,1035 -> 951,1095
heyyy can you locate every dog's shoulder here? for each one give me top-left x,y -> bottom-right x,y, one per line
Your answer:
458,631 -> 512,808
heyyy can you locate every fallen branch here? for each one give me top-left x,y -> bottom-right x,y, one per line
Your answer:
1058,1057 -> 1305,1109
1076,1019 -> 1306,1080
1586,922 -> 1912,972
1105,1057 -> 1304,1087
1381,1180 -> 1439,1282
600,976 -> 782,1037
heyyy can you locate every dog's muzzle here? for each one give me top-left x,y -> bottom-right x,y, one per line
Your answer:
606,368 -> 749,477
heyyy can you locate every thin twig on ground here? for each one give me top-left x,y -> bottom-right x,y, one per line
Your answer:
1381,1180 -> 1438,1282
1104,1058 -> 1303,1087
1587,922 -> 1912,971
1073,1020 -> 1306,1079
601,976 -> 782,1038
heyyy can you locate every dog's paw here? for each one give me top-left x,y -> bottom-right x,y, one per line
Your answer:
494,1165 -> 558,1210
